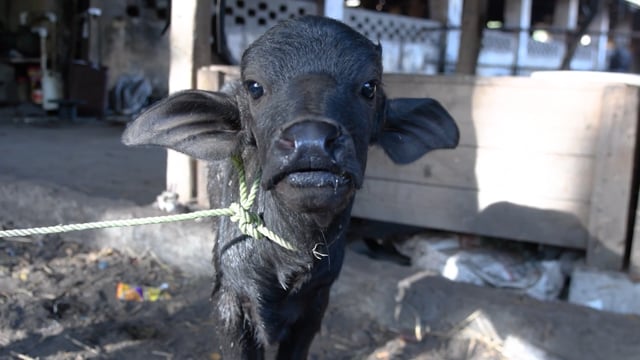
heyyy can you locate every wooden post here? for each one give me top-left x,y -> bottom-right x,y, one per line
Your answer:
588,85 -> 639,271
552,0 -> 579,43
430,0 -> 463,72
560,2 -> 601,70
632,12 -> 640,73
166,0 -> 211,204
504,0 -> 532,75
589,6 -> 610,71
194,66 -> 241,208
455,0 -> 487,74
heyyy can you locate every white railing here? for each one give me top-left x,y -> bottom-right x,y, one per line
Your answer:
478,29 -> 600,75
221,2 -> 602,75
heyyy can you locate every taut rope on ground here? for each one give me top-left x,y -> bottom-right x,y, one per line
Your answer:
0,156 -> 295,251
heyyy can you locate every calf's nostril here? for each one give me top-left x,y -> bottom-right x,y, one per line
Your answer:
277,137 -> 296,150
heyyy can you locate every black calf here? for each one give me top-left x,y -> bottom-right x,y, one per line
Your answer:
123,15 -> 459,360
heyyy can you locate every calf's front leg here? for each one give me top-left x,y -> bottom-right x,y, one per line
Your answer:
213,299 -> 265,360
276,285 -> 331,360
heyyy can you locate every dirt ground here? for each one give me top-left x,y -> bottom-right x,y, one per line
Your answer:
1,117 -> 640,360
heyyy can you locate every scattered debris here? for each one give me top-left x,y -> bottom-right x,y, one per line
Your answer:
116,282 -> 170,302
155,191 -> 187,213
396,232 -> 579,300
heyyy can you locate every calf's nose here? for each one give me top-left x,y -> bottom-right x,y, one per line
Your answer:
277,119 -> 341,155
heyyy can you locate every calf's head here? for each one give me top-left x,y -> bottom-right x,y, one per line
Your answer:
123,16 -> 459,216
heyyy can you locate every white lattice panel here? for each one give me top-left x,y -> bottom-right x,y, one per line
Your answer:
222,3 -> 444,74
344,8 -> 442,74
572,45 -> 597,70
478,30 -> 517,67
223,0 -> 318,63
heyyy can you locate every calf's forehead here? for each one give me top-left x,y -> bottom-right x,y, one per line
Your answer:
241,17 -> 382,83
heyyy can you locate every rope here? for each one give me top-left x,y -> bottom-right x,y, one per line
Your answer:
0,156 -> 296,252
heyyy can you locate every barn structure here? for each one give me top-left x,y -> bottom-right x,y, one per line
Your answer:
2,0 -> 640,275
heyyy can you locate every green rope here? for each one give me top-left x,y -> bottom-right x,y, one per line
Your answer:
0,209 -> 233,237
0,156 -> 296,251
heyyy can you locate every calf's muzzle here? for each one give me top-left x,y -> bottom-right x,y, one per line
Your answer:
277,118 -> 341,157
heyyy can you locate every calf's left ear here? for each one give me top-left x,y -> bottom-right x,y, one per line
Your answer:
378,98 -> 459,164
122,89 -> 242,161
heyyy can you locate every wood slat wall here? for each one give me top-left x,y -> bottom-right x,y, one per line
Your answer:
196,66 -> 640,271
364,147 -> 595,203
354,76 -> 639,271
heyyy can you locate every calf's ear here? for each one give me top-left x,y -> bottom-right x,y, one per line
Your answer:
122,89 -> 241,161
378,98 -> 459,164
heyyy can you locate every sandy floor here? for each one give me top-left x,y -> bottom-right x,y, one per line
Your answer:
0,118 -> 166,205
1,118 -> 640,360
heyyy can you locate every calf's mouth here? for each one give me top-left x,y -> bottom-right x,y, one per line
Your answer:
261,118 -> 360,213
284,170 -> 351,188
269,167 -> 356,213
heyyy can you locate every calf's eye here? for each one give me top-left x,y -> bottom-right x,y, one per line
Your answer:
245,80 -> 264,99
361,81 -> 377,99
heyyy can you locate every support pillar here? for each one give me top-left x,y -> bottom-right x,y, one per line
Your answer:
589,7 -> 610,70
166,0 -> 211,204
456,0 -> 487,74
430,0 -> 463,72
552,0 -> 579,42
504,0 -> 532,74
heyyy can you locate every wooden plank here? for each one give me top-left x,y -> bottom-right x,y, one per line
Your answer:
587,85 -> 639,270
455,120 -> 599,156
382,73 -> 612,91
198,65 -> 240,88
194,67 -> 221,207
365,147 -> 594,203
352,178 -> 589,249
632,206 -> 640,275
383,75 -> 604,155
631,190 -> 640,276
166,152 -> 195,202
195,161 -> 209,208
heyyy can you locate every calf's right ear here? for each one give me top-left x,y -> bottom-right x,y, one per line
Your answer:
122,89 -> 242,161
378,98 -> 459,164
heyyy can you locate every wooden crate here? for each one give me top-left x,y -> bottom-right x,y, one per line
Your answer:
196,66 -> 640,271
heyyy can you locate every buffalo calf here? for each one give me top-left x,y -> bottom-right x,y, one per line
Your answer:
123,15 -> 459,360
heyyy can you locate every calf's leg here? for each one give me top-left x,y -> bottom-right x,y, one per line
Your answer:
276,285 -> 331,360
213,305 -> 265,360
